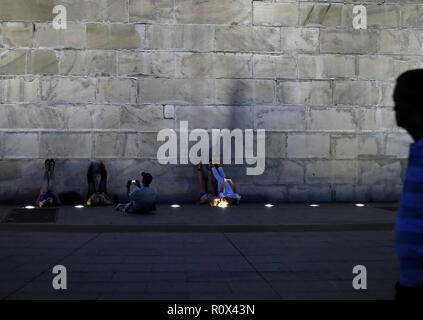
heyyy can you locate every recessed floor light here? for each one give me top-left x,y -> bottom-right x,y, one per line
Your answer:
355,203 -> 365,207
171,204 -> 181,208
74,205 -> 84,209
309,204 -> 320,207
264,204 -> 274,208
25,205 -> 35,210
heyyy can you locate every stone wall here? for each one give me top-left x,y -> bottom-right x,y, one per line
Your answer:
0,0 -> 421,203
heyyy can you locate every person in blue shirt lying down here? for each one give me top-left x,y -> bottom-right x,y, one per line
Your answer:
393,69 -> 423,300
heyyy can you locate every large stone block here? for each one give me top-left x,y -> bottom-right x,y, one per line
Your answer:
55,0 -> 127,22
97,78 -> 137,104
277,81 -> 332,106
120,105 -> 173,131
3,133 -> 39,158
358,108 -> 397,132
216,79 -> 275,105
118,52 -> 174,77
256,159 -> 304,185
0,161 -> 22,181
320,30 -> 378,54
41,77 -> 96,103
176,0 -> 251,25
0,0 -> 54,22
41,132 -> 91,158
360,160 -> 402,185
256,106 -> 307,131
253,55 -> 297,79
333,81 -> 380,106
379,30 -> 423,55
0,77 -> 40,103
299,3 -> 344,27
86,51 -> 117,76
215,26 -> 281,53
129,0 -> 174,23
175,105 -> 253,130
33,23 -> 87,49
147,24 -> 214,51
365,5 -> 400,28
309,108 -> 356,131
385,133 -> 413,159
401,5 -> 423,28
176,53 -> 252,78
58,50 -> 87,75
253,2 -> 298,27
287,185 -> 332,202
94,133 -> 141,158
358,135 -> 385,158
358,56 -> 395,81
281,28 -> 319,53
331,134 -> 358,159
287,134 -> 330,159
91,105 -> 120,129
140,78 -> 214,105
265,132 -> 286,159
298,55 -> 355,79
306,160 -> 358,184
0,23 -> 33,47
87,24 -> 144,49
29,50 -> 58,75
0,50 -> 27,75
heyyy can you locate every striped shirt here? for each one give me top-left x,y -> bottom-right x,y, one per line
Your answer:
396,138 -> 423,288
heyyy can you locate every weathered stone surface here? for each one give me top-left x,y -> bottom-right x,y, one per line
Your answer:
0,161 -> 22,181
33,23 -> 87,49
379,30 -> 423,55
358,108 -> 397,132
256,159 -> 304,185
86,51 -> 117,76
215,26 -> 281,53
0,23 -> 33,47
0,0 -> 54,22
41,77 -> 96,103
41,133 -> 91,158
216,79 -> 274,105
0,77 -> 40,103
333,81 -> 379,106
120,105 -> 173,131
176,53 -> 252,78
265,132 -> 286,159
253,55 -> 297,79
287,134 -> 330,159
129,0 -> 174,23
29,50 -> 58,75
385,134 -> 413,158
3,133 -> 39,158
306,160 -> 358,184
277,81 -> 332,106
282,28 -> 319,52
140,78 -> 214,105
0,50 -> 27,74
288,185 -> 332,202
97,78 -> 137,104
147,24 -> 213,51
401,5 -> 423,28
360,160 -> 402,185
298,55 -> 355,79
299,4 -> 344,27
94,133 -> 141,158
320,30 -> 378,54
176,0 -> 251,25
331,135 -> 358,159
309,108 -> 356,131
87,24 -> 144,49
118,52 -> 174,77
91,105 -> 120,129
256,106 -> 307,131
253,2 -> 299,27
358,56 -> 395,80
54,0 -> 127,22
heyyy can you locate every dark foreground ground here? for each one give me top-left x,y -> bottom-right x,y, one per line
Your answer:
0,203 -> 398,300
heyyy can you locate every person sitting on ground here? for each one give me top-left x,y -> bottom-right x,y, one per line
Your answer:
86,160 -> 113,206
115,172 -> 157,214
393,69 -> 423,300
36,159 -> 61,207
196,162 -> 218,205
211,163 -> 241,206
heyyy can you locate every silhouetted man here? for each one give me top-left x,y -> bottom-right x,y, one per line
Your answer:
393,69 -> 423,300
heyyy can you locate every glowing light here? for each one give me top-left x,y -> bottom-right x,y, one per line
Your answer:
264,204 -> 274,208
355,203 -> 365,207
74,205 -> 84,209
171,204 -> 181,208
309,204 -> 320,207
25,205 -> 35,210
218,201 -> 228,208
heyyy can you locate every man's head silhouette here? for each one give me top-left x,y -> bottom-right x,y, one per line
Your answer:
393,69 -> 423,142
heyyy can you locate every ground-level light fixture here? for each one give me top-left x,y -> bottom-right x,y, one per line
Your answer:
264,203 -> 274,208
309,204 -> 320,207
355,203 -> 366,207
24,205 -> 35,210
171,204 -> 181,208
74,205 -> 84,209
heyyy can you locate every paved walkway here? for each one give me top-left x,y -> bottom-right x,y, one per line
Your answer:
0,204 -> 399,300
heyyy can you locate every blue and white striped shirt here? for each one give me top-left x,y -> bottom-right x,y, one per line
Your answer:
396,138 -> 423,288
